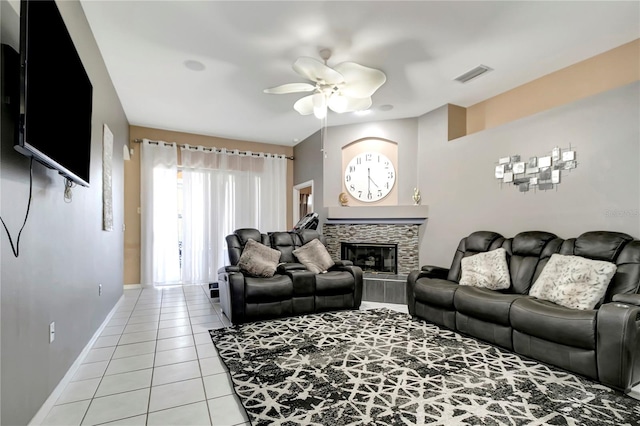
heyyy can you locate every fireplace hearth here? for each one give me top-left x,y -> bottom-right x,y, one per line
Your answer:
341,242 -> 397,274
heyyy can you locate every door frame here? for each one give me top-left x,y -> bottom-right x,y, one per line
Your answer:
292,180 -> 314,225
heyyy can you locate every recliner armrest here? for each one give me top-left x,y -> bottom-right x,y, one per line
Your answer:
612,294 -> 640,306
420,265 -> 450,280
218,266 -> 247,324
331,264 -> 363,308
596,301 -> 640,392
218,265 -> 240,274
277,263 -> 307,273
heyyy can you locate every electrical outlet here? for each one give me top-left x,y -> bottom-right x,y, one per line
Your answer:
49,322 -> 55,343
99,284 -> 103,296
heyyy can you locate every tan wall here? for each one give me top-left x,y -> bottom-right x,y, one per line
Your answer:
467,39 -> 640,135
447,104 -> 467,141
124,126 -> 294,284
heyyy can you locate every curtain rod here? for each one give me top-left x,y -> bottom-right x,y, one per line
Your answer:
132,138 -> 294,160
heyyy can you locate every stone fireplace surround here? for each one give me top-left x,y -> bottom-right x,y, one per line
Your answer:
322,205 -> 428,276
323,223 -> 420,275
322,206 -> 428,304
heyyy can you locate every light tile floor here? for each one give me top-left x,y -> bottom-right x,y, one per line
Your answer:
39,285 -> 247,426
37,285 -> 407,426
36,287 -> 638,425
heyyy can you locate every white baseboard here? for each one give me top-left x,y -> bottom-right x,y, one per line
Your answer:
123,284 -> 142,290
28,294 -> 125,425
629,383 -> 640,401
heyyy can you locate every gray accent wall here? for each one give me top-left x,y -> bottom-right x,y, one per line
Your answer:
293,130 -> 326,232
294,83 -> 639,273
1,1 -> 129,424
418,82 -> 640,268
294,118 -> 421,233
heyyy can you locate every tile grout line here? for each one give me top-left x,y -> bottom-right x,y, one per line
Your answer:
78,289 -> 142,426
45,285 -> 236,425
196,284 -> 216,426
143,287 -> 163,425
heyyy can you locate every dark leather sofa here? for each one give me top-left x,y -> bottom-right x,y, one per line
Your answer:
218,228 -> 363,324
407,230 -> 640,393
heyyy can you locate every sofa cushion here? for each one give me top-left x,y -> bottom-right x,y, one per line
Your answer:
459,248 -> 510,290
574,231 -> 633,262
245,274 -> 292,303
238,239 -> 281,277
510,298 -> 597,350
508,231 -> 562,295
606,240 -> 640,300
413,278 -> 459,309
315,271 -> 354,295
454,286 -> 527,326
270,231 -> 298,263
465,231 -> 505,253
529,254 -> 617,310
293,238 -> 335,274
448,232 -> 505,282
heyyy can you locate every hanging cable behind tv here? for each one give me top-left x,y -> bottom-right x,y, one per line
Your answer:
0,157 -> 34,258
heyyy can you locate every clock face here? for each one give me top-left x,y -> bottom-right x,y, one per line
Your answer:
344,152 -> 396,202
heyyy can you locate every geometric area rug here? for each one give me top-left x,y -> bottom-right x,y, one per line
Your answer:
210,308 -> 640,425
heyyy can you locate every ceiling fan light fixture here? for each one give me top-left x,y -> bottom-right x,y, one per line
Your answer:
312,92 -> 327,119
265,50 -> 386,119
328,93 -> 348,113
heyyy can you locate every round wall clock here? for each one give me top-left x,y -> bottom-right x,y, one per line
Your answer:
344,151 -> 396,202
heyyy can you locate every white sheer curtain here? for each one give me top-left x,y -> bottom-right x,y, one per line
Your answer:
180,146 -> 287,284
140,139 -> 181,286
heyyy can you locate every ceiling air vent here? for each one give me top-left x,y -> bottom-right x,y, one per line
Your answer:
454,65 -> 493,83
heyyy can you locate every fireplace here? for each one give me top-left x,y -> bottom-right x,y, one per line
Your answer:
341,242 -> 397,274
324,223 -> 421,274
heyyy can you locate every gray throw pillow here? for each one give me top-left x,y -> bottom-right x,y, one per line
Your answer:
292,239 -> 335,274
238,239 -> 281,277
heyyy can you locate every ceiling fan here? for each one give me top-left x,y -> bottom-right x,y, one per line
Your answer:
264,49 -> 387,119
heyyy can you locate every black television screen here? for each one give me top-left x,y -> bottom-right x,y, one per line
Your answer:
16,0 -> 93,187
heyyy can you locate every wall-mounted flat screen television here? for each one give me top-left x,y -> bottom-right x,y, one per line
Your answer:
16,0 -> 93,187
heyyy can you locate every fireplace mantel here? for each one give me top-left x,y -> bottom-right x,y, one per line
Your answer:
326,205 -> 428,225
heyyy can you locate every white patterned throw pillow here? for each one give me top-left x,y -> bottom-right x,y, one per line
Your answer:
459,248 -> 511,290
529,254 -> 617,310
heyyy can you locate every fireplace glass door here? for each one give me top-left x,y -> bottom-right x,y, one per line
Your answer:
341,243 -> 397,274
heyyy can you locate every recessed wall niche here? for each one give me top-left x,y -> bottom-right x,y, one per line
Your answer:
341,138 -> 398,206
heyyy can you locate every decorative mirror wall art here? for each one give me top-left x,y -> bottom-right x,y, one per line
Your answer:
494,146 -> 577,192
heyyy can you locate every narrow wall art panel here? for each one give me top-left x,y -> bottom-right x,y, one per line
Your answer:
103,124 -> 114,231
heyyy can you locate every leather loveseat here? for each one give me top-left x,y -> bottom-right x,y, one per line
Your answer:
407,230 -> 640,393
218,228 -> 363,324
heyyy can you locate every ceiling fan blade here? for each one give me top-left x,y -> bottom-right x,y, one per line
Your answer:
293,57 -> 344,85
330,96 -> 372,113
293,94 -> 315,115
263,83 -> 316,94
333,62 -> 387,98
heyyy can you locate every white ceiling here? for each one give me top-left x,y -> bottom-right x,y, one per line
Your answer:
79,1 -> 640,146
